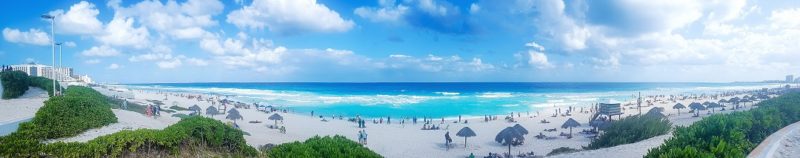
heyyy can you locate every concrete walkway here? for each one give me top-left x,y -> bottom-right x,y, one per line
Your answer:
748,121 -> 800,158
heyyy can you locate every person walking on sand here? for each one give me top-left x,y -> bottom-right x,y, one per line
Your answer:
146,104 -> 152,117
362,129 -> 368,145
445,131 -> 453,150
154,105 -> 161,117
358,130 -> 364,144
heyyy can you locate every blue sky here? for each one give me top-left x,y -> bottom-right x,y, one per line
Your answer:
1,0 -> 799,83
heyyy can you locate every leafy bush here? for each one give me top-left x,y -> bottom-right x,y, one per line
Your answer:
1,117 -> 257,157
28,76 -> 60,97
646,92 -> 800,157
42,116 -> 258,157
170,105 -> 190,111
586,114 -> 672,149
23,90 -> 117,139
0,71 -> 29,99
267,135 -> 382,158
547,147 -> 581,156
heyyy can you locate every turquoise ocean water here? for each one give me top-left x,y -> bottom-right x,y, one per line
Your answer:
124,82 -> 781,118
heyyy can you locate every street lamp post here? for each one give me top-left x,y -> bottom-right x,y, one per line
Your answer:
41,14 -> 56,96
56,42 -> 63,94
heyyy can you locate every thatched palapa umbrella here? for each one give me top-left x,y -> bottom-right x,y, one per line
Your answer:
706,102 -> 722,113
688,102 -> 705,116
456,127 -> 476,148
645,107 -> 666,118
673,103 -> 686,115
561,118 -> 581,137
206,106 -> 219,116
513,124 -> 528,135
189,104 -> 202,115
495,127 -> 524,156
226,108 -> 243,123
269,113 -> 284,126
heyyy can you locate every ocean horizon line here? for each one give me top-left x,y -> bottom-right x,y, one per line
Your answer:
118,81 -> 769,85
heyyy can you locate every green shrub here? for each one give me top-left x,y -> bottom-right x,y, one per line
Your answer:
646,92 -> 800,157
1,117 -> 258,157
547,147 -> 581,156
24,94 -> 117,139
268,135 -> 381,158
28,76 -> 60,97
0,71 -> 30,99
586,114 -> 672,149
170,105 -> 190,111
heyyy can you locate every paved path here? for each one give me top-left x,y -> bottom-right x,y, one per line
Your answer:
748,121 -> 800,158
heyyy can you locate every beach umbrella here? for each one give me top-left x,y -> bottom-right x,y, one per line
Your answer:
226,108 -> 243,123
705,103 -> 719,113
189,104 -> 202,115
495,127 -> 524,156
206,106 -> 219,116
456,127 -> 477,148
269,113 -> 284,126
673,103 -> 686,115
729,97 -> 741,109
561,118 -> 581,137
645,107 -> 666,118
513,124 -> 529,135
688,102 -> 705,116
590,119 -> 609,130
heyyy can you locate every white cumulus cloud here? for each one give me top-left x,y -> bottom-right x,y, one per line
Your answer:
48,1 -> 104,35
81,45 -> 121,57
226,0 -> 355,34
2,28 -> 51,46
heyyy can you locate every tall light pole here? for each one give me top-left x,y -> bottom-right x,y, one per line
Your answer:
56,42 -> 63,94
41,14 -> 56,96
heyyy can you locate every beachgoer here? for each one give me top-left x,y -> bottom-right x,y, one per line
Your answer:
122,99 -> 128,110
146,104 -> 152,117
445,131 -> 452,150
362,130 -> 368,145
358,131 -> 364,145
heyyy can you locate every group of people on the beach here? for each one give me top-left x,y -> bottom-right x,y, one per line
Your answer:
357,129 -> 368,145
145,104 -> 161,117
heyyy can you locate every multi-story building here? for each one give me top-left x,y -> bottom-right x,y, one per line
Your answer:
10,62 -> 75,81
788,75 -> 795,83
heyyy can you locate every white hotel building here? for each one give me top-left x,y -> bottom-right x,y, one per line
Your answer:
9,62 -> 91,83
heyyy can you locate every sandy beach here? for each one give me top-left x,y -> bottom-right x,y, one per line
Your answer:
0,87 -> 48,124
43,85 -> 762,158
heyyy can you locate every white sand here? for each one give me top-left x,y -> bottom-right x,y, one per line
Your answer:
33,85 -> 766,158
93,87 -> 760,158
45,109 -> 180,143
0,87 -> 49,124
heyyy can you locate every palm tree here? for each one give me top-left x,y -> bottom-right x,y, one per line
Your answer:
456,127 -> 476,148
495,127 -> 524,157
